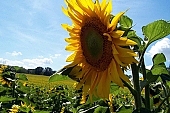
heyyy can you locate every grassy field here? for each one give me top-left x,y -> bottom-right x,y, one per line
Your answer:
20,73 -> 76,88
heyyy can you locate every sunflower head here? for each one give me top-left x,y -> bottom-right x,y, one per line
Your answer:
62,0 -> 138,99
0,74 -> 12,87
9,105 -> 20,113
0,65 -> 7,74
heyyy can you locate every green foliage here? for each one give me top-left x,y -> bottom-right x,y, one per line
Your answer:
120,15 -> 133,29
142,20 -> 170,45
127,30 -> 142,46
152,53 -> 166,65
0,96 -> 15,102
18,73 -> 28,81
49,73 -> 69,82
94,106 -> 108,113
151,53 -> 169,76
118,106 -> 133,113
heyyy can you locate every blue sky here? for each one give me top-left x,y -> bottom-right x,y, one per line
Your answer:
0,0 -> 170,71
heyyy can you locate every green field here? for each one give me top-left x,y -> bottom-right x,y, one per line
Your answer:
20,73 -> 76,88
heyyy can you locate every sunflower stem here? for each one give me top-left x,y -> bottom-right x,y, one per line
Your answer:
137,41 -> 149,68
131,63 -> 142,112
141,58 -> 150,110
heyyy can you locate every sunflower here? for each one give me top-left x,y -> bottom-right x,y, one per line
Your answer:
0,75 -> 12,86
0,65 -> 7,74
62,0 -> 138,99
9,105 -> 20,113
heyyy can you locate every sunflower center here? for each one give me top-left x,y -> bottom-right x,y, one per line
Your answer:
80,17 -> 112,71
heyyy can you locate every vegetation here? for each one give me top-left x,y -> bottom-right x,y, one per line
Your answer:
12,66 -> 56,76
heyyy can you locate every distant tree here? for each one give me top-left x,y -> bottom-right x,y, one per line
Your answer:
13,66 -> 27,73
44,67 -> 53,76
27,69 -> 35,74
35,67 -> 44,75
17,67 -> 27,73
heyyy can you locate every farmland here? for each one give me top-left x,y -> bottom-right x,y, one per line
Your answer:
23,74 -> 75,88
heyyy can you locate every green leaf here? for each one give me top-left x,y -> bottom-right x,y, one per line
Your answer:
118,106 -> 132,113
142,20 -> 170,45
151,63 -> 169,75
146,70 -> 159,82
33,110 -> 50,113
49,73 -> 60,82
120,15 -> 133,28
0,96 -> 15,102
18,73 -> 28,81
132,108 -> 151,113
0,86 -> 6,93
140,69 -> 161,90
152,53 -> 166,65
127,30 -> 142,46
94,106 -> 108,113
110,83 -> 120,93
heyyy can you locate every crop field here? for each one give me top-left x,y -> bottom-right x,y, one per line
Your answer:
21,74 -> 75,88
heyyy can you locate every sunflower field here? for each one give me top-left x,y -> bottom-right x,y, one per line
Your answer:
0,65 -> 135,113
1,0 -> 170,113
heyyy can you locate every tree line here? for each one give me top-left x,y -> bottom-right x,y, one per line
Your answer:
12,66 -> 56,76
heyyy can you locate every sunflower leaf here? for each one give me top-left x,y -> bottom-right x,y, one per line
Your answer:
127,30 -> 142,46
120,15 -> 133,29
142,20 -> 170,45
118,106 -> 133,113
49,73 -> 60,82
152,53 -> 166,65
18,73 -> 28,81
0,96 -> 15,102
151,63 -> 169,75
94,106 -> 108,113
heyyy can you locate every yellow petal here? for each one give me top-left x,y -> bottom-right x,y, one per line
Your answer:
76,0 -> 93,16
109,59 -> 123,87
64,58 -> 82,68
112,44 -> 119,54
65,38 -> 79,43
65,45 -> 79,51
105,0 -> 112,14
116,45 -> 137,57
89,72 -> 100,94
119,56 -> 138,64
109,12 -> 125,31
96,71 -> 105,98
116,65 -> 130,82
114,37 -> 137,46
67,0 -> 84,19
113,54 -> 127,66
66,51 -> 81,62
68,8 -> 82,25
110,30 -> 124,38
103,33 -> 112,41
86,0 -> 94,11
62,7 -> 68,16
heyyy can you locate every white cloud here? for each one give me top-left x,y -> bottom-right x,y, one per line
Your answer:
146,38 -> 170,61
146,65 -> 152,70
0,57 -> 53,69
6,51 -> 22,56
